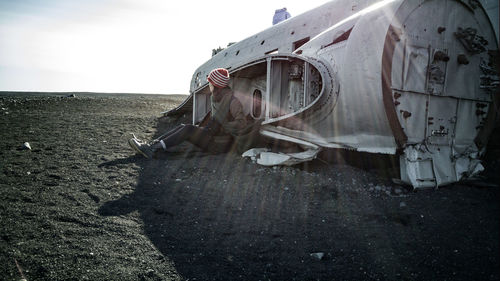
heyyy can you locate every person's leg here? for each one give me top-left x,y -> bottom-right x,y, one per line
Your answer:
129,124 -> 189,158
130,124 -> 213,158
156,124 -> 212,151
150,124 -> 186,144
186,126 -> 213,151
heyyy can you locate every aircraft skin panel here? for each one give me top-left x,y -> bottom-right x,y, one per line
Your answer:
325,0 -> 401,151
383,0 -> 499,187
266,0 -> 402,153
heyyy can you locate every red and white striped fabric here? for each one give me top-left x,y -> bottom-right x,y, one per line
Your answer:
207,68 -> 230,88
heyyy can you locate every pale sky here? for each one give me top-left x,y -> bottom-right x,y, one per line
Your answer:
0,0 -> 332,94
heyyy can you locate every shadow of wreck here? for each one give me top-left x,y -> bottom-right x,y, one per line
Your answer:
98,115 -> 500,281
97,116 -> 390,280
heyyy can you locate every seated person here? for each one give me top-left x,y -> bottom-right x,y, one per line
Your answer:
129,68 -> 253,158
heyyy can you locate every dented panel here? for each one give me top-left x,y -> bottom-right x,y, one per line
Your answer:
385,0 -> 498,188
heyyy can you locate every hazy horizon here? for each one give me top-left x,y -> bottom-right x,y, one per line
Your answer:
0,0 -> 332,95
0,90 -> 189,97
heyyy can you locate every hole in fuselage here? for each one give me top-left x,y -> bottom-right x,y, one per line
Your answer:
293,37 -> 310,51
193,57 -> 322,124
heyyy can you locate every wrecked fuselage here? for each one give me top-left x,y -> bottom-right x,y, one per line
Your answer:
165,0 -> 499,188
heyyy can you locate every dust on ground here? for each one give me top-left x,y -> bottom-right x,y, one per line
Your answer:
0,92 -> 498,280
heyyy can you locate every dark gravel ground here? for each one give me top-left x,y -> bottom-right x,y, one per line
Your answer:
0,92 -> 498,280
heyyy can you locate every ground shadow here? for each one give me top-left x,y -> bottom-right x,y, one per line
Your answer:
98,115 -> 500,281
98,157 -> 388,280
98,116 -> 385,280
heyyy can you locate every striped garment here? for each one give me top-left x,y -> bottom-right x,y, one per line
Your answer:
207,68 -> 230,88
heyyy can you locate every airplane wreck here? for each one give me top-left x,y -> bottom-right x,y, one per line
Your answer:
164,0 -> 499,189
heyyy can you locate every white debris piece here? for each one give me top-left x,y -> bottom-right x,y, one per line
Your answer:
242,148 -> 270,161
310,252 -> 324,260
242,148 -> 319,166
23,142 -> 31,150
242,129 -> 321,166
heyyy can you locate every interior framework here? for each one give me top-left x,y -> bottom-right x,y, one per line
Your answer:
193,56 -> 323,125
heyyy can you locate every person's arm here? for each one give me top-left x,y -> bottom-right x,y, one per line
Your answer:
225,99 -> 247,132
204,115 -> 222,134
197,110 -> 222,134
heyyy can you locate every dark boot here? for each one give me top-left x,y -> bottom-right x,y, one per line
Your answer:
128,138 -> 153,158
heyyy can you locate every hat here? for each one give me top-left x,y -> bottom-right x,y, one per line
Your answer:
207,68 -> 230,88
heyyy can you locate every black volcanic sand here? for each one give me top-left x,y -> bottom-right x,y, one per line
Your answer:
0,93 -> 499,281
